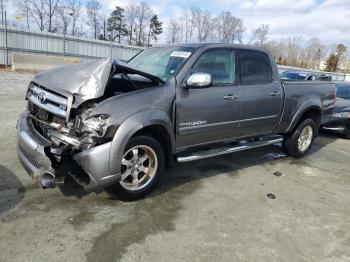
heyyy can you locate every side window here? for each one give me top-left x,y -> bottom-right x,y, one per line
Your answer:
239,50 -> 273,84
192,49 -> 235,85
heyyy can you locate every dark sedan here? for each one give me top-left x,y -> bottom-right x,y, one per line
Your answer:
322,83 -> 350,138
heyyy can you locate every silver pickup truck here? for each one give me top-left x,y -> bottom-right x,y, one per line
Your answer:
16,43 -> 335,198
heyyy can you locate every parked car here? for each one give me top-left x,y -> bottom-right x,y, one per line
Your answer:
280,71 -> 332,81
17,43 -> 335,198
322,82 -> 350,138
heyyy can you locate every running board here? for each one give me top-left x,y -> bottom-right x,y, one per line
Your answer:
177,136 -> 284,163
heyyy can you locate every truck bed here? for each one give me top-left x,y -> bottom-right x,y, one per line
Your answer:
276,81 -> 335,133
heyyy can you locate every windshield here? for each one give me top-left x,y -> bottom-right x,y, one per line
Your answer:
336,83 -> 350,99
128,46 -> 195,81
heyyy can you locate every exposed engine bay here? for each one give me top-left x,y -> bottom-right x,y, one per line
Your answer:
27,66 -> 162,168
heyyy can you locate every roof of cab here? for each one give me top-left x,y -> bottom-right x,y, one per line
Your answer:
152,42 -> 269,52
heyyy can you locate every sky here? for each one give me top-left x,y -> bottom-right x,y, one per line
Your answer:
6,0 -> 350,46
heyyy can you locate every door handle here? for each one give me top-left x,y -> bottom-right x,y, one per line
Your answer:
224,94 -> 238,100
270,91 -> 281,96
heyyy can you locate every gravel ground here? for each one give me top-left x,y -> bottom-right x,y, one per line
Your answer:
0,71 -> 350,262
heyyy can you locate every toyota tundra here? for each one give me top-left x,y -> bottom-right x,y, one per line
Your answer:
16,43 -> 335,198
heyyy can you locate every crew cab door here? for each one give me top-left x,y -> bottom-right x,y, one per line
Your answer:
176,49 -> 240,149
237,49 -> 283,137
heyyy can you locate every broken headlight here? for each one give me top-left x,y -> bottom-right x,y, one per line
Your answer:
82,114 -> 110,137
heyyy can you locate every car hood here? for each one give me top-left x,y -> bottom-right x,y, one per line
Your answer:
32,58 -> 163,107
334,97 -> 350,113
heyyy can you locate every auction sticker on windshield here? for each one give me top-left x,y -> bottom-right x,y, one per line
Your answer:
170,51 -> 192,59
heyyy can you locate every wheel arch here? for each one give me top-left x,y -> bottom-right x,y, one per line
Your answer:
108,110 -> 175,177
286,104 -> 322,134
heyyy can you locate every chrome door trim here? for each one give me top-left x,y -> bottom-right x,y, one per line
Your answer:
240,115 -> 278,123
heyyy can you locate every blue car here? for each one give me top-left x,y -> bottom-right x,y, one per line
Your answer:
280,71 -> 332,81
322,83 -> 350,138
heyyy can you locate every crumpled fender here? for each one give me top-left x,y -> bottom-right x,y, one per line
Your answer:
108,109 -> 175,177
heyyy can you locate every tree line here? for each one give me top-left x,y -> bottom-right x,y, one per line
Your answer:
12,1 -> 349,72
14,0 -> 163,47
167,7 -> 349,73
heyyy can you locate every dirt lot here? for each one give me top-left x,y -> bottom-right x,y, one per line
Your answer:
0,71 -> 349,262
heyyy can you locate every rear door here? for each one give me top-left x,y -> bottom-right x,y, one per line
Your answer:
238,49 -> 283,137
176,48 -> 241,149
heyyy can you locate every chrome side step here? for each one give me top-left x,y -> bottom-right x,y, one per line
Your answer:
177,136 -> 284,163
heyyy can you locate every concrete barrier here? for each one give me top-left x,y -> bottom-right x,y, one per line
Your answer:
11,53 -> 81,72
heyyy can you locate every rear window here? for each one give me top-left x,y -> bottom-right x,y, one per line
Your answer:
239,50 -> 273,84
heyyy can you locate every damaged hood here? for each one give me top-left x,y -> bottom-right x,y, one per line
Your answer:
32,58 -> 163,106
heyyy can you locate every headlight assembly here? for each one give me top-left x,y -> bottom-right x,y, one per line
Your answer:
82,114 -> 110,137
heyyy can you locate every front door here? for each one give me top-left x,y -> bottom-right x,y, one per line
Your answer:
176,48 -> 241,149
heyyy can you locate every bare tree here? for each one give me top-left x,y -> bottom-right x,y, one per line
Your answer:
186,7 -> 196,42
67,0 -> 82,36
167,18 -> 181,43
86,0 -> 101,39
265,39 -> 286,64
305,37 -> 325,69
125,3 -> 137,45
28,0 -> 46,31
251,24 -> 269,47
180,8 -> 192,42
15,0 -> 31,29
56,1 -> 70,34
216,11 -> 244,43
285,36 -> 304,67
173,7 -> 196,43
167,7 -> 245,44
135,1 -> 153,46
193,8 -> 212,42
44,0 -> 60,32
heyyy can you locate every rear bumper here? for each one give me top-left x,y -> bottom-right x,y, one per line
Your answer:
16,111 -> 121,190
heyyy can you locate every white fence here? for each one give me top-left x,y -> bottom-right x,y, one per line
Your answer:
0,25 -> 144,65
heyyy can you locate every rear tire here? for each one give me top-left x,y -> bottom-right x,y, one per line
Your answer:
284,119 -> 316,158
115,135 -> 165,200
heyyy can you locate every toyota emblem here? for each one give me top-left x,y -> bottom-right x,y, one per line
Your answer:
38,92 -> 47,103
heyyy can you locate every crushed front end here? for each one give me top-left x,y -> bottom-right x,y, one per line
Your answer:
17,81 -> 118,190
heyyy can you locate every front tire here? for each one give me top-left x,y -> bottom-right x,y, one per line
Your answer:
284,118 -> 316,158
115,136 -> 165,199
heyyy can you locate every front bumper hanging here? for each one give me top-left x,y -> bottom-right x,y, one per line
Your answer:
16,111 -> 120,190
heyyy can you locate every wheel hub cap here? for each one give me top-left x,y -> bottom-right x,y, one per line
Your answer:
120,145 -> 158,191
297,126 -> 313,153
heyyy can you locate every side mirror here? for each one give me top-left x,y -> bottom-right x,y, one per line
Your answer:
186,73 -> 212,88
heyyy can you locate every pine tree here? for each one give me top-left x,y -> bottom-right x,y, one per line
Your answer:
325,53 -> 339,72
325,44 -> 347,72
107,6 -> 128,43
147,15 -> 163,47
